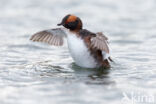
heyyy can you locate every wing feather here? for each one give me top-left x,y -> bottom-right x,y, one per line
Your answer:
38,34 -> 46,42
49,36 -> 54,45
91,32 -> 109,53
44,34 -> 50,44
52,36 -> 56,45
43,34 -> 50,42
30,28 -> 66,46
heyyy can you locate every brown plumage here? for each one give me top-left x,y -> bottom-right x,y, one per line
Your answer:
78,29 -> 110,68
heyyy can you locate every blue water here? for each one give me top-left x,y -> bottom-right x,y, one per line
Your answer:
0,0 -> 156,104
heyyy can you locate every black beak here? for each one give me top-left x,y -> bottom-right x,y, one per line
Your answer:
57,22 -> 64,26
57,23 -> 62,26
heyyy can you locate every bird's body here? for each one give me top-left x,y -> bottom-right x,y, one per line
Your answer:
30,14 -> 112,68
66,29 -> 98,68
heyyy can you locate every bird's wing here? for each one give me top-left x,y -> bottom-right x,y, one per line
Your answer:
30,28 -> 67,46
90,32 -> 109,53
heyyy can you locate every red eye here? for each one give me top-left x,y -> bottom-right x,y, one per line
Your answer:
65,21 -> 68,24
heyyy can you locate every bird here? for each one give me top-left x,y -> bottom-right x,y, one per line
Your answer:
30,14 -> 112,69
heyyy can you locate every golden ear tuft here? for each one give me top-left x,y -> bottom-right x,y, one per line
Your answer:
67,15 -> 77,22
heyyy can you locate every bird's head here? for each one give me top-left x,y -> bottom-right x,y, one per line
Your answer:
57,14 -> 83,31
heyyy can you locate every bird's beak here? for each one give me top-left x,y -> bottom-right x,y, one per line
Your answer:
57,22 -> 64,26
57,23 -> 62,26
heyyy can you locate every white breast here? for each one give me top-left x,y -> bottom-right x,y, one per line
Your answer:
66,32 -> 98,68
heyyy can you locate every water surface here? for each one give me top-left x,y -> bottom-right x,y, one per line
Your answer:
0,0 -> 156,104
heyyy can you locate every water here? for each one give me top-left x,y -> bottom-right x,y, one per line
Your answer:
0,0 -> 156,104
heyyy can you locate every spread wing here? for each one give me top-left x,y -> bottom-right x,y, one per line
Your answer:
90,32 -> 109,53
30,28 -> 67,46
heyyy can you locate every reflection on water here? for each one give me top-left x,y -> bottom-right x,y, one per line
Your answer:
0,0 -> 156,104
26,61 -> 114,86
